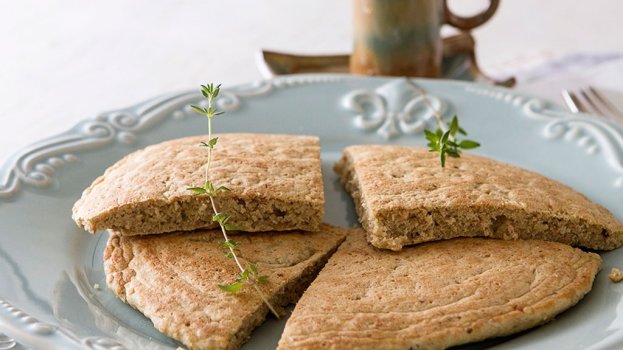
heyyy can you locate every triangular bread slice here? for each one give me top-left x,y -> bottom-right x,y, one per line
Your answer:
104,224 -> 347,350
74,133 -> 324,236
335,145 -> 623,251
277,230 -> 601,350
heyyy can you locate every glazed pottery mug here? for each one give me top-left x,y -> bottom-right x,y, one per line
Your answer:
350,0 -> 499,77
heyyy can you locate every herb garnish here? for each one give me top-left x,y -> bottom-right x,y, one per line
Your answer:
407,80 -> 480,167
189,83 -> 279,318
424,116 -> 480,167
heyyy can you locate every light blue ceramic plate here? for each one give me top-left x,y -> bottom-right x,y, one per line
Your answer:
1,75 -> 622,350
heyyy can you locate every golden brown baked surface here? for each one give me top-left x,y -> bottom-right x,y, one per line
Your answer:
73,133 -> 324,235
335,145 -> 623,251
278,230 -> 601,350
104,224 -> 348,350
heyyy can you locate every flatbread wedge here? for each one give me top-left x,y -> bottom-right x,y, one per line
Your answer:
104,224 -> 347,350
335,145 -> 623,250
278,230 -> 602,350
74,133 -> 324,235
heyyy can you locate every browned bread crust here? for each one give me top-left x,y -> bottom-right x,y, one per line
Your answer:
73,133 -> 324,235
104,224 -> 348,350
278,230 -> 602,350
335,145 -> 623,251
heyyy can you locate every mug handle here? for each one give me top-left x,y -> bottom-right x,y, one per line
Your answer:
444,0 -> 500,30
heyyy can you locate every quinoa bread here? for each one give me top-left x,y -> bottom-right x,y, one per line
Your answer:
335,145 -> 623,251
73,133 -> 324,235
277,230 -> 602,350
104,224 -> 348,350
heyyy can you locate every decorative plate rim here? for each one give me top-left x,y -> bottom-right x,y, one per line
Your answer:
3,73 -> 622,200
1,74 -> 622,350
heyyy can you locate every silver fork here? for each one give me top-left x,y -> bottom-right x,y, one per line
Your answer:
561,86 -> 623,124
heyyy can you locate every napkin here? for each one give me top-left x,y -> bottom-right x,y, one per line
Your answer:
498,52 -> 623,111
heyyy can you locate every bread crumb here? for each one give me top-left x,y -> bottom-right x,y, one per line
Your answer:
609,267 -> 623,283
93,283 -> 101,290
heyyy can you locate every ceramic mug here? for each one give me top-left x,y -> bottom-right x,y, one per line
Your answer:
350,0 -> 499,77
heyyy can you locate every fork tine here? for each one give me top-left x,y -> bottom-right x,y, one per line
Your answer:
580,89 -> 609,116
575,88 -> 619,123
561,87 -> 623,125
587,86 -> 623,119
561,90 -> 587,113
562,90 -> 580,113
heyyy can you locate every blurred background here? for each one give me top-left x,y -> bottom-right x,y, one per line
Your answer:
2,0 -> 622,163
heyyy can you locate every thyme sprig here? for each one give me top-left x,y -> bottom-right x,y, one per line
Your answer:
407,80 -> 480,167
425,116 -> 480,167
189,83 -> 279,318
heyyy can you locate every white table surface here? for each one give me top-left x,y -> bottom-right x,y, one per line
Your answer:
2,0 -> 623,164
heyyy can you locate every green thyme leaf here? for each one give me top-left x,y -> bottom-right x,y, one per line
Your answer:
213,212 -> 231,225
204,181 -> 221,197
223,223 -> 241,231
187,187 -> 207,194
424,129 -> 438,142
199,139 -> 219,149
201,84 -> 212,98
425,115 -> 479,167
215,185 -> 230,193
204,181 -> 215,191
440,130 -> 450,145
191,105 -> 206,115
248,263 -> 258,276
207,107 -> 218,116
446,149 -> 461,158
218,282 -> 244,293
220,240 -> 239,250
449,116 -> 459,136
459,140 -> 480,149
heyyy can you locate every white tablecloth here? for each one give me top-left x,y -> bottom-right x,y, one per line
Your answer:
2,0 -> 623,164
